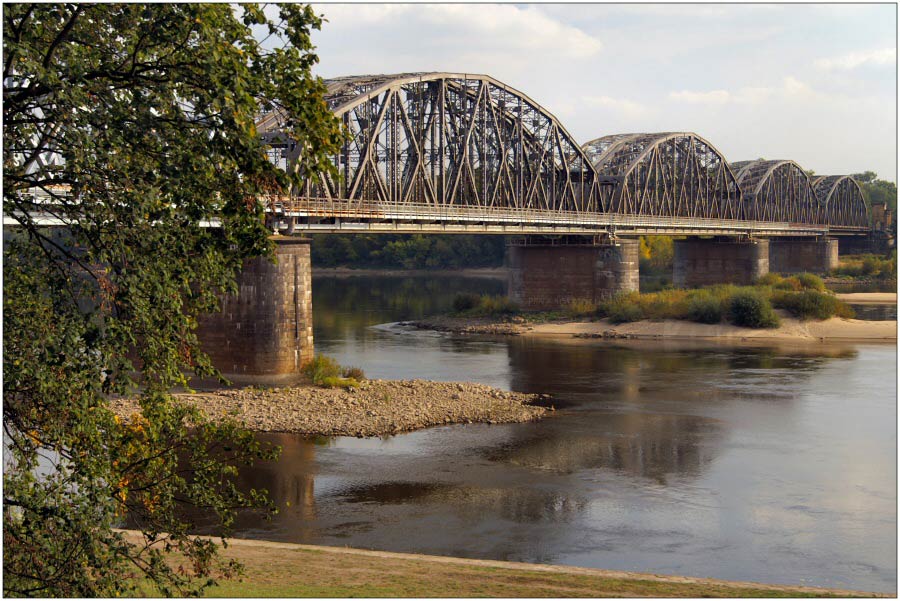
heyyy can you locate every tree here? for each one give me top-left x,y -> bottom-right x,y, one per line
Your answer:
3,4 -> 343,596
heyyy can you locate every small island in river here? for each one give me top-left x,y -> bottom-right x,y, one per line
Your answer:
110,379 -> 549,437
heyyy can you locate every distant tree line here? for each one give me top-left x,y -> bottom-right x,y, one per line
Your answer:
311,234 -> 507,269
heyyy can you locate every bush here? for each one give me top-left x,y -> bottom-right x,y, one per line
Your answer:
452,292 -> 480,313
686,292 -> 724,324
480,295 -> 520,315
565,298 -> 597,318
796,272 -> 825,292
772,290 -> 855,320
757,272 -> 782,286
728,290 -> 780,328
774,276 -> 802,291
601,292 -> 645,323
341,366 -> 366,380
300,354 -> 342,385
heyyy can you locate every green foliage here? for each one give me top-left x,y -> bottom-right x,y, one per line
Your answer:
756,272 -> 782,287
600,292 -> 645,324
831,253 -> 897,279
795,273 -> 825,292
454,294 -> 520,317
771,290 -> 855,320
3,4 -> 342,597
452,292 -> 481,313
311,234 -> 506,269
638,235 -> 674,275
300,355 -> 342,385
301,356 -> 364,388
565,298 -> 597,318
728,290 -> 780,328
686,291 -> 725,324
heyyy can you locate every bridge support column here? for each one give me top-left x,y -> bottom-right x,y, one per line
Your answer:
198,237 -> 314,382
673,237 -> 769,288
507,238 -> 639,311
769,238 -> 838,274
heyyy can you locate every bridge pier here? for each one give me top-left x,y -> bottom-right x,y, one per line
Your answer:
768,238 -> 838,274
673,237 -> 769,288
197,237 -> 314,382
507,238 -> 639,310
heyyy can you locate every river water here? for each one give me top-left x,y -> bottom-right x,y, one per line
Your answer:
212,274 -> 897,593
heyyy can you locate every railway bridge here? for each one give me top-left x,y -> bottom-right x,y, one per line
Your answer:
196,72 -> 890,379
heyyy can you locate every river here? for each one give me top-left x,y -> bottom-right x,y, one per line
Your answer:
207,273 -> 897,594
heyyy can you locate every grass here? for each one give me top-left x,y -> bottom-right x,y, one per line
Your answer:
830,252 -> 897,280
190,539 -> 875,598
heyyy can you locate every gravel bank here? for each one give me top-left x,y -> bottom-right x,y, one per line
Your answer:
110,380 -> 548,437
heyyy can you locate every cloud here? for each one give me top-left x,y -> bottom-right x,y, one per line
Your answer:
582,95 -> 652,118
668,89 -> 731,104
814,47 -> 896,71
315,4 -> 602,61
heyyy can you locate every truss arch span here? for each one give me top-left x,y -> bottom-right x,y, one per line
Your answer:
813,175 -> 869,229
259,72 -> 605,214
582,132 -> 743,219
730,159 -> 820,225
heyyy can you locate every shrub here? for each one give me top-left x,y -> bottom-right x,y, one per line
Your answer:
771,290 -> 855,320
757,272 -> 783,287
796,272 -> 825,292
452,292 -> 480,313
341,366 -> 366,380
477,295 -> 520,316
774,276 -> 802,291
686,292 -> 724,324
602,292 -> 645,323
565,298 -> 597,318
728,290 -> 780,328
300,354 -> 342,385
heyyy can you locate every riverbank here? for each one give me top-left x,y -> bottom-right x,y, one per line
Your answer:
411,313 -> 896,342
116,531 -> 882,597
110,380 -> 547,437
836,292 -> 897,304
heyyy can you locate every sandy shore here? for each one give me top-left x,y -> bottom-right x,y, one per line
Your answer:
411,313 -> 896,343
836,292 -> 897,304
110,379 -> 547,437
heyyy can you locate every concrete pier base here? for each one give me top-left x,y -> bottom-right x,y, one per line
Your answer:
198,237 -> 314,381
673,238 -> 769,288
507,240 -> 639,311
769,238 -> 838,274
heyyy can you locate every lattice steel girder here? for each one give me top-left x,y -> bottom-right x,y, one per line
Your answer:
812,175 -> 870,229
582,132 -> 743,220
258,73 -> 610,215
730,159 -> 821,225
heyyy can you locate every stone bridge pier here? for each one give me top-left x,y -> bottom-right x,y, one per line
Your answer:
197,237 -> 314,382
507,238 -> 639,310
673,237 -> 769,287
768,238 -> 838,274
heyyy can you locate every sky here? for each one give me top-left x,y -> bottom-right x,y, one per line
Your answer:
305,3 -> 897,182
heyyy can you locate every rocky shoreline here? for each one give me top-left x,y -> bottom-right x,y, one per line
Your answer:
404,315 -> 532,336
110,379 -> 549,437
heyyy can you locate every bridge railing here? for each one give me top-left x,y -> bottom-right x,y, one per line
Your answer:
262,196 -> 869,234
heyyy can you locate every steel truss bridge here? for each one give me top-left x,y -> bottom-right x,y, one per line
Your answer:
259,72 -> 871,238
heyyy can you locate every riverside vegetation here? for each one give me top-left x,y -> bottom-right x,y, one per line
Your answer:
446,272 -> 856,330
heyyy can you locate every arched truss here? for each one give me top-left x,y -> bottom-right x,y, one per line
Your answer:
581,133 -> 743,219
258,73 -> 606,214
812,175 -> 869,229
730,160 -> 820,224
